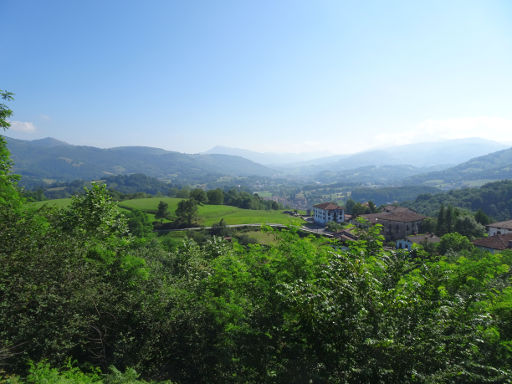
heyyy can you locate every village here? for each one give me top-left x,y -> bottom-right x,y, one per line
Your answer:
309,201 -> 512,253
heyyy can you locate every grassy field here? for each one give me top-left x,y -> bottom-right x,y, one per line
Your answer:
30,197 -> 304,226
29,198 -> 73,209
120,197 -> 303,226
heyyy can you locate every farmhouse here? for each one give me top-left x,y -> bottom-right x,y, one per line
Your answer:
473,233 -> 512,254
358,205 -> 425,241
313,202 -> 345,225
396,233 -> 440,251
487,220 -> 512,236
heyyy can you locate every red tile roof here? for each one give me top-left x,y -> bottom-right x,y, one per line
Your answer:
359,206 -> 425,223
313,202 -> 343,210
473,233 -> 512,250
488,220 -> 512,230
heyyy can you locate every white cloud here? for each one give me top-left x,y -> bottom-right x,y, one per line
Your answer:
374,116 -> 512,147
9,121 -> 37,133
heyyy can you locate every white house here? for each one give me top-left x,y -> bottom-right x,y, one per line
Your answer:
313,202 -> 345,225
487,220 -> 512,236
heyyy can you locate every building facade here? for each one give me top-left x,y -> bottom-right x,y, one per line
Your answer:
487,220 -> 512,236
313,202 -> 345,225
359,206 -> 425,241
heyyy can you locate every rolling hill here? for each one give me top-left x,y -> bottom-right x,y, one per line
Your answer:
281,138 -> 507,175
6,136 -> 275,185
404,147 -> 512,189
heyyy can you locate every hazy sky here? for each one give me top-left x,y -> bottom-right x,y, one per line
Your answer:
2,0 -> 512,154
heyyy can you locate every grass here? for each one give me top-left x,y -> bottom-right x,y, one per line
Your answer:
121,197 -> 303,226
29,196 -> 304,226
237,230 -> 279,245
29,198 -> 73,209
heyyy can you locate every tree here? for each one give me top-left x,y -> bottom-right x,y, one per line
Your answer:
475,209 -> 491,226
190,188 -> 207,205
210,218 -> 230,237
59,183 -> 129,240
326,221 -> 343,233
175,198 -> 198,226
155,200 -> 170,220
421,217 -> 436,233
345,199 -> 356,214
207,188 -> 224,205
454,214 -> 485,239
0,90 -> 21,209
438,232 -> 473,254
126,209 -> 153,237
436,204 -> 446,235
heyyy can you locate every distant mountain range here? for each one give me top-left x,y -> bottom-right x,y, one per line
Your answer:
404,147 -> 512,189
5,136 -> 275,186
5,136 -> 512,189
278,138 -> 508,174
203,145 -> 327,165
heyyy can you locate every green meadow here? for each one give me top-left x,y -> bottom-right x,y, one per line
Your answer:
119,197 -> 303,226
29,198 -> 73,209
30,197 -> 303,226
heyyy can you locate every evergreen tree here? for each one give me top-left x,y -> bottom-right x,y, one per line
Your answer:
436,204 -> 445,235
155,200 -> 170,220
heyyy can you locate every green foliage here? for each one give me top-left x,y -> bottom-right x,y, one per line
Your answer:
58,184 -> 129,240
210,218 -> 230,237
125,209 -> 153,237
224,187 -> 282,210
405,180 -> 512,221
206,188 -> 224,204
351,185 -> 441,206
325,221 -> 343,232
155,200 -> 170,220
475,208 -> 491,225
189,188 -> 207,205
438,232 -> 473,254
175,198 -> 198,226
0,90 -> 21,210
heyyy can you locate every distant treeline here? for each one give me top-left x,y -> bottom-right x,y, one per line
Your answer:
402,180 -> 512,221
21,173 -> 282,211
350,185 -> 441,206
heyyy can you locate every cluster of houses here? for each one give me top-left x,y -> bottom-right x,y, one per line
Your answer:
311,202 -> 512,253
312,202 -> 436,249
473,220 -> 512,253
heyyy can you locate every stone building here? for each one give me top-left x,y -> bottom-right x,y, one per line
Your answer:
359,206 -> 425,241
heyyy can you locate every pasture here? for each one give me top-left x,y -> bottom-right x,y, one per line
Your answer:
30,197 -> 304,226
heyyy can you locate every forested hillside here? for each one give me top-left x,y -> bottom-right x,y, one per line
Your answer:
6,136 -> 275,186
350,185 -> 441,206
405,147 -> 512,188
403,180 -> 512,221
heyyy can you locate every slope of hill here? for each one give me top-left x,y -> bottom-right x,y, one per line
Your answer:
402,180 -> 512,221
404,147 -> 512,188
6,136 -> 275,185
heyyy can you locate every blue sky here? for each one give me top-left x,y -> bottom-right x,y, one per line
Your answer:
2,0 -> 512,154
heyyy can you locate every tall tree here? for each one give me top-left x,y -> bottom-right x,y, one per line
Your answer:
0,90 -> 21,209
207,188 -> 224,205
190,188 -> 208,205
155,200 -> 170,220
436,204 -> 445,235
175,198 -> 198,226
